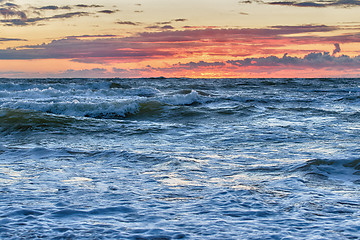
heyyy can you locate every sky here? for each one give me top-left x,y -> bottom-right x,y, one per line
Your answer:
0,0 -> 359,78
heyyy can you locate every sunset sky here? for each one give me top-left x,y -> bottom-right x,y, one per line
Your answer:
0,0 -> 359,78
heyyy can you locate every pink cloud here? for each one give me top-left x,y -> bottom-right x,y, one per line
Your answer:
0,25 -> 359,65
3,51 -> 358,78
227,52 -> 360,68
135,52 -> 360,77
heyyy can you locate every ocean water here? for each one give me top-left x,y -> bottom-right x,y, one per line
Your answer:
1,77 -> 360,239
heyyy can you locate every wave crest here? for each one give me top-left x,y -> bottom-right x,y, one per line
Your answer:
165,90 -> 204,105
292,158 -> 360,184
0,89 -> 212,121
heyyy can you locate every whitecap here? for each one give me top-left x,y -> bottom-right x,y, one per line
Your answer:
164,90 -> 202,105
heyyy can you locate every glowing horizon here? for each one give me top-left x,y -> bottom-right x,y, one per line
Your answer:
0,0 -> 359,78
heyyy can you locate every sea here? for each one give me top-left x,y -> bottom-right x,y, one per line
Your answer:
1,77 -> 360,239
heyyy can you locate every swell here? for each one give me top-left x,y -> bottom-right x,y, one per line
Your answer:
0,108 -> 77,134
291,158 -> 360,184
0,89 -> 217,137
0,90 -> 213,121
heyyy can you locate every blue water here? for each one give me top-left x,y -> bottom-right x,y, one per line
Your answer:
1,78 -> 360,239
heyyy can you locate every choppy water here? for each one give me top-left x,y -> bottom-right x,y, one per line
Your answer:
1,78 -> 360,239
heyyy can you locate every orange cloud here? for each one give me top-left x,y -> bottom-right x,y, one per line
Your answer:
1,25 -> 355,62
0,25 -> 359,78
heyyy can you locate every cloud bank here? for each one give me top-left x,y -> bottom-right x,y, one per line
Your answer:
226,52 -> 360,68
240,0 -> 360,7
0,2 -> 116,26
0,37 -> 26,42
332,43 -> 341,55
59,52 -> 360,78
0,25 -> 357,61
0,25 -> 359,78
1,12 -> 89,26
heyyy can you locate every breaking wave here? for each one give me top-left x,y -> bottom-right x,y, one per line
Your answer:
0,89 -> 211,124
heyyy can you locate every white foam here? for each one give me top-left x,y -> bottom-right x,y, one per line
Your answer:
0,99 -> 141,118
164,90 -> 202,105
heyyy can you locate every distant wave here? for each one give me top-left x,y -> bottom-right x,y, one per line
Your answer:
291,158 -> 360,184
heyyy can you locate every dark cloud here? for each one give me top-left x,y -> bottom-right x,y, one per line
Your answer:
0,1 -> 103,27
61,6 -> 72,10
0,37 -> 26,42
332,43 -> 341,55
37,5 -> 60,10
35,4 -> 107,11
1,11 -> 89,26
98,10 -> 117,14
116,21 -> 139,25
0,3 -> 27,20
239,0 -> 264,4
26,4 -> 114,24
161,25 -> 174,30
35,5 -> 72,10
75,4 -> 103,8
268,1 -> 324,7
1,18 -> 32,26
0,37 -> 174,61
246,0 -> 360,7
271,25 -> 337,33
153,19 -> 187,27
51,12 -> 89,19
4,3 -> 18,7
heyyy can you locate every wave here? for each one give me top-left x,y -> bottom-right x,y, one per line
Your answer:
0,109 -> 79,134
291,158 -> 360,184
0,85 -> 162,100
0,145 -> 171,169
163,90 -> 206,105
0,90 -> 213,128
